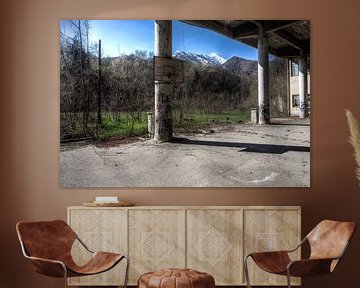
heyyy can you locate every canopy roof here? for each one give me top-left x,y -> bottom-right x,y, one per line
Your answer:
182,20 -> 310,59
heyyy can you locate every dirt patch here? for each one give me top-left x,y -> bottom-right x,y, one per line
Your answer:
95,136 -> 149,148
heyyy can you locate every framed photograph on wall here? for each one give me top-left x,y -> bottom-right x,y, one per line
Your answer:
60,20 -> 310,187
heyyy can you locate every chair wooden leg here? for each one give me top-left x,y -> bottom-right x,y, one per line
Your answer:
244,255 -> 252,288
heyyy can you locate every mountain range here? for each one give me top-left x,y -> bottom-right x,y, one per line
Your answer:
174,51 -> 227,66
108,51 -> 258,77
173,51 -> 257,76
222,56 -> 258,76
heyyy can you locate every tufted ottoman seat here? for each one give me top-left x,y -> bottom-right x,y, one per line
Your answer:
138,268 -> 215,288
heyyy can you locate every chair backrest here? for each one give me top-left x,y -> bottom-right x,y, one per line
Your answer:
307,220 -> 356,261
16,220 -> 77,261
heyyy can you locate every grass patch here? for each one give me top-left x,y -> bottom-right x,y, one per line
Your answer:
173,109 -> 250,132
61,110 -> 251,141
98,121 -> 148,139
96,112 -> 148,140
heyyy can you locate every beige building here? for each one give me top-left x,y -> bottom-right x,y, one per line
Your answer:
288,59 -> 311,117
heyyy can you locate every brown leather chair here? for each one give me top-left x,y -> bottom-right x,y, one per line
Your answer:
244,220 -> 356,288
16,220 -> 129,288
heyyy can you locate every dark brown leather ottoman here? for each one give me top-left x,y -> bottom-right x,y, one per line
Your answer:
138,268 -> 215,288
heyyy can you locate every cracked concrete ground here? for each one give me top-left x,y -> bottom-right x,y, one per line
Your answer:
60,118 -> 310,187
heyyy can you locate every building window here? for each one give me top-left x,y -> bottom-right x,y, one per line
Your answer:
291,61 -> 299,76
292,94 -> 300,107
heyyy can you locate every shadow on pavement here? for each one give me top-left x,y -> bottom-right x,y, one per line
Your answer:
270,123 -> 310,127
172,137 -> 310,154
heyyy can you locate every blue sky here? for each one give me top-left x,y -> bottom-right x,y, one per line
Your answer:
60,20 -> 258,60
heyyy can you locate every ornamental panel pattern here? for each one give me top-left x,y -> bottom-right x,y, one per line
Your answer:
138,227 -> 175,264
187,209 -> 243,285
128,209 -> 186,284
244,209 -> 301,286
194,227 -> 232,265
68,208 -> 127,286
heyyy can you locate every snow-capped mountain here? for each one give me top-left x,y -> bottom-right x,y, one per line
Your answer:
107,51 -> 257,78
173,51 -> 257,76
208,53 -> 227,65
174,51 -> 227,66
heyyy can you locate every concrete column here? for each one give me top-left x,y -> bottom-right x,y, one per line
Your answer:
154,20 -> 173,141
257,30 -> 270,124
299,56 -> 308,118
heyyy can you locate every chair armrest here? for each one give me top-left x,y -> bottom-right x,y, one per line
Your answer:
25,255 -> 67,278
246,251 -> 292,274
25,255 -> 65,265
287,258 -> 336,277
76,236 -> 94,253
19,240 -> 67,277
247,250 -> 291,260
249,250 -> 289,255
286,237 -> 307,253
245,237 -> 306,259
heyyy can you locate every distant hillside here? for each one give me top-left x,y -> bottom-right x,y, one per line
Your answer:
173,52 -> 257,78
106,52 -> 258,79
223,56 -> 257,77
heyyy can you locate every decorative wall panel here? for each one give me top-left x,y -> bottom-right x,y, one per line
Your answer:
67,208 -> 127,286
128,209 -> 186,283
243,208 -> 301,286
187,209 -> 242,285
68,206 -> 300,286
